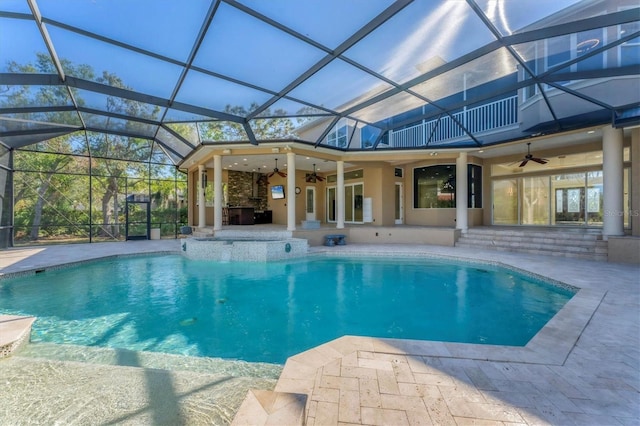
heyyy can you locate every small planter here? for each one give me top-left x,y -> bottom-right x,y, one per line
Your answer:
150,228 -> 161,240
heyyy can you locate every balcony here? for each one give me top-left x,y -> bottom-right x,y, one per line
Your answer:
388,96 -> 518,148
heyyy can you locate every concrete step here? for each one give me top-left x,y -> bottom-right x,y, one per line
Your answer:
213,229 -> 293,240
192,227 -> 214,238
456,228 -> 608,261
458,236 -> 599,250
457,239 -> 593,253
464,229 -> 602,241
455,242 -> 608,261
459,234 -> 601,247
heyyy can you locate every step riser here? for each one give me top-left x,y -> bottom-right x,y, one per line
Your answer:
458,242 -> 598,254
465,231 -> 602,241
457,228 -> 608,261
460,236 -> 601,247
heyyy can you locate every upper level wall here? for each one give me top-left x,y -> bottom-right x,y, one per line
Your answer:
520,77 -> 640,132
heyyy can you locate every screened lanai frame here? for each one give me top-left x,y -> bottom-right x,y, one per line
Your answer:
8,132 -> 187,246
0,0 -> 639,246
1,0 -> 638,153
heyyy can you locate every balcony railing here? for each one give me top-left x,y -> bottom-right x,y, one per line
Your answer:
389,96 -> 518,148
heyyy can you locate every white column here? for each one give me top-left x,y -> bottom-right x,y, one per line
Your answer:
213,155 -> 223,231
456,151 -> 468,232
287,152 -> 296,231
197,164 -> 206,228
602,126 -> 624,238
632,128 -> 640,237
336,161 -> 345,229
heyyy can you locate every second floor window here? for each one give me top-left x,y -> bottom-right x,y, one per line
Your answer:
619,20 -> 640,67
327,124 -> 348,148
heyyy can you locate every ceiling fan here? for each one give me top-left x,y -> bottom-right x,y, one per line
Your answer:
267,158 -> 287,178
306,164 -> 325,182
517,142 -> 548,167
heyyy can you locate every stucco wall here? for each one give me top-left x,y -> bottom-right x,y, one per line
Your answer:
348,226 -> 458,246
608,236 -> 640,264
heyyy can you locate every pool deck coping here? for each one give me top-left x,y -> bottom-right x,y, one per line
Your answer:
1,240 -> 638,425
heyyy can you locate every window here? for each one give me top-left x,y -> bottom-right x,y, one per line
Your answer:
468,164 -> 482,208
327,123 -> 348,147
524,27 -> 606,96
619,19 -> 640,67
413,164 -> 482,209
327,169 -> 364,183
546,35 -> 571,73
576,28 -> 605,72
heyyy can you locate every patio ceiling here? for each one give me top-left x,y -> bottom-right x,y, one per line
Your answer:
1,0 -> 638,166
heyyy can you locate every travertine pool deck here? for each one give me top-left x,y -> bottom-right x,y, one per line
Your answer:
0,239 -> 638,425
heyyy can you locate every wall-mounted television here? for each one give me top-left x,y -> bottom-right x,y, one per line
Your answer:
271,185 -> 285,199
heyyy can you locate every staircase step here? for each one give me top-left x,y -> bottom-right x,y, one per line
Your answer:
456,227 -> 607,261
214,229 -> 293,240
459,235 -> 600,247
465,229 -> 601,241
457,240 -> 594,253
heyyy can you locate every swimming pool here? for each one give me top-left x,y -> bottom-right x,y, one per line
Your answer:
0,254 -> 575,364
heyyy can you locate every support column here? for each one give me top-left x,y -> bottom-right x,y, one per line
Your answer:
456,151 -> 468,232
336,161 -> 345,229
197,164 -> 206,229
287,152 -> 296,231
632,128 -> 640,236
602,126 -> 624,238
213,155 -> 222,231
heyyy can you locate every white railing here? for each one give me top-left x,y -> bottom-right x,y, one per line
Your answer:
388,96 -> 518,148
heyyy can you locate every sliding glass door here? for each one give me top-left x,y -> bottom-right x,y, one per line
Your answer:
327,183 -> 364,224
493,169 -> 629,228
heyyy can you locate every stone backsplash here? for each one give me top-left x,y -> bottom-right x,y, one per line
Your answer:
227,170 -> 268,210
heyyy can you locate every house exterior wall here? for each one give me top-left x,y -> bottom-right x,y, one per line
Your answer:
631,128 -> 639,237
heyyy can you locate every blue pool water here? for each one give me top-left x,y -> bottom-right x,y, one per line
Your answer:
0,254 -> 574,364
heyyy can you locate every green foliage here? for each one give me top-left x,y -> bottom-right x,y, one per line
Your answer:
6,51 -> 309,244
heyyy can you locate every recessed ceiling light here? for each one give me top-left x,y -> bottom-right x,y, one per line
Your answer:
587,130 -> 595,134
243,158 -> 247,161
478,150 -> 484,153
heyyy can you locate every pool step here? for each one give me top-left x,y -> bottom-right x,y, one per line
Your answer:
16,342 -> 283,379
456,227 -> 608,261
0,315 -> 35,358
232,389 -> 306,426
214,229 -> 293,240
